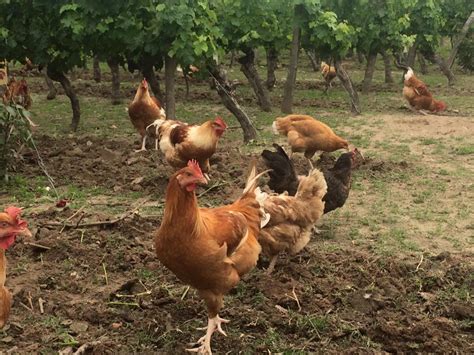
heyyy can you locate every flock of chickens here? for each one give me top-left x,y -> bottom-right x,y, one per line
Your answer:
126,77 -> 363,353
0,63 -> 447,354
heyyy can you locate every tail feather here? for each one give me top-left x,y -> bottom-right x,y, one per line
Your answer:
242,162 -> 270,195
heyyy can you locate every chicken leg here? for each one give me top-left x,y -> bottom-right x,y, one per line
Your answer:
266,255 -> 278,275
186,315 -> 229,354
134,135 -> 148,153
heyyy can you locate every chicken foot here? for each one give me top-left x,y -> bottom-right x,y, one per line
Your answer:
186,315 -> 229,354
134,136 -> 148,153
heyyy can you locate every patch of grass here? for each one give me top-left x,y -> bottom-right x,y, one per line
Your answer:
453,144 -> 474,155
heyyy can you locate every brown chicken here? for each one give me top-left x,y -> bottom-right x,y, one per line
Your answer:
2,78 -> 32,109
128,79 -> 166,152
272,114 -> 349,168
321,61 -> 337,93
149,116 -> 227,173
403,68 -> 446,114
0,207 -> 32,328
155,160 -> 268,354
259,168 -> 327,273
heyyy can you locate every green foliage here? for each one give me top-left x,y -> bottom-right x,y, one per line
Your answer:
407,0 -> 446,54
321,0 -> 416,55
439,0 -> 473,38
303,10 -> 355,59
0,0 -> 87,71
458,29 -> 474,71
0,103 -> 33,181
216,0 -> 292,53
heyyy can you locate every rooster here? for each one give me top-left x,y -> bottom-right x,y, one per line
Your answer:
272,114 -> 349,168
148,116 -> 227,173
128,79 -> 166,152
0,207 -> 32,328
155,160 -> 269,354
321,61 -> 336,93
402,67 -> 446,114
259,168 -> 327,274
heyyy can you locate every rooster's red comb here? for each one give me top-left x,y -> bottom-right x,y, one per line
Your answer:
3,206 -> 27,228
187,160 -> 203,177
5,206 -> 22,220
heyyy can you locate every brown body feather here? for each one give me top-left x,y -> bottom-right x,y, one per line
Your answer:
2,79 -> 32,109
403,69 -> 446,112
0,251 -> 11,328
158,119 -> 226,172
259,169 -> 327,267
155,165 -> 263,317
128,81 -> 164,138
273,114 -> 348,159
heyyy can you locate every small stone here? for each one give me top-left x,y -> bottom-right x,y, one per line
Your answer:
112,322 -> 122,329
131,176 -> 144,185
86,140 -> 93,147
1,336 -> 13,343
69,321 -> 89,334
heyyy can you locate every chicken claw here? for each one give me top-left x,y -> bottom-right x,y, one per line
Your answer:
134,136 -> 148,153
186,315 -> 229,354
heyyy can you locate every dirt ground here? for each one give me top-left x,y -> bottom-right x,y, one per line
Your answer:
2,130 -> 473,353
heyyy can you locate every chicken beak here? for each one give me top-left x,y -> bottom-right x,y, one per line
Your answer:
198,175 -> 209,185
18,227 -> 33,238
355,148 -> 365,161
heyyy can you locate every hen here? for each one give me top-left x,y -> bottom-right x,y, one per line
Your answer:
263,145 -> 359,215
128,79 -> 166,152
403,68 -> 446,114
2,78 -> 32,110
321,61 -> 337,93
261,143 -> 299,196
149,116 -> 227,173
259,168 -> 327,274
272,114 -> 349,168
0,207 -> 32,328
155,160 -> 268,354
322,150 -> 358,214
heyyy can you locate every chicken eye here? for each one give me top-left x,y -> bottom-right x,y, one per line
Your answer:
0,222 -> 9,228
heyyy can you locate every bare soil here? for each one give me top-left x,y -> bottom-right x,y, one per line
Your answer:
2,133 -> 473,353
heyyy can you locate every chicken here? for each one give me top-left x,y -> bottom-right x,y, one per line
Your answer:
155,160 -> 269,354
2,78 -> 37,127
259,168 -> 327,274
0,206 -> 32,328
272,114 -> 349,168
263,145 -> 359,215
0,60 -> 7,85
261,144 -> 299,196
321,61 -> 337,93
128,79 -> 166,152
322,150 -> 358,214
403,68 -> 446,114
2,78 -> 32,110
148,116 -> 227,173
